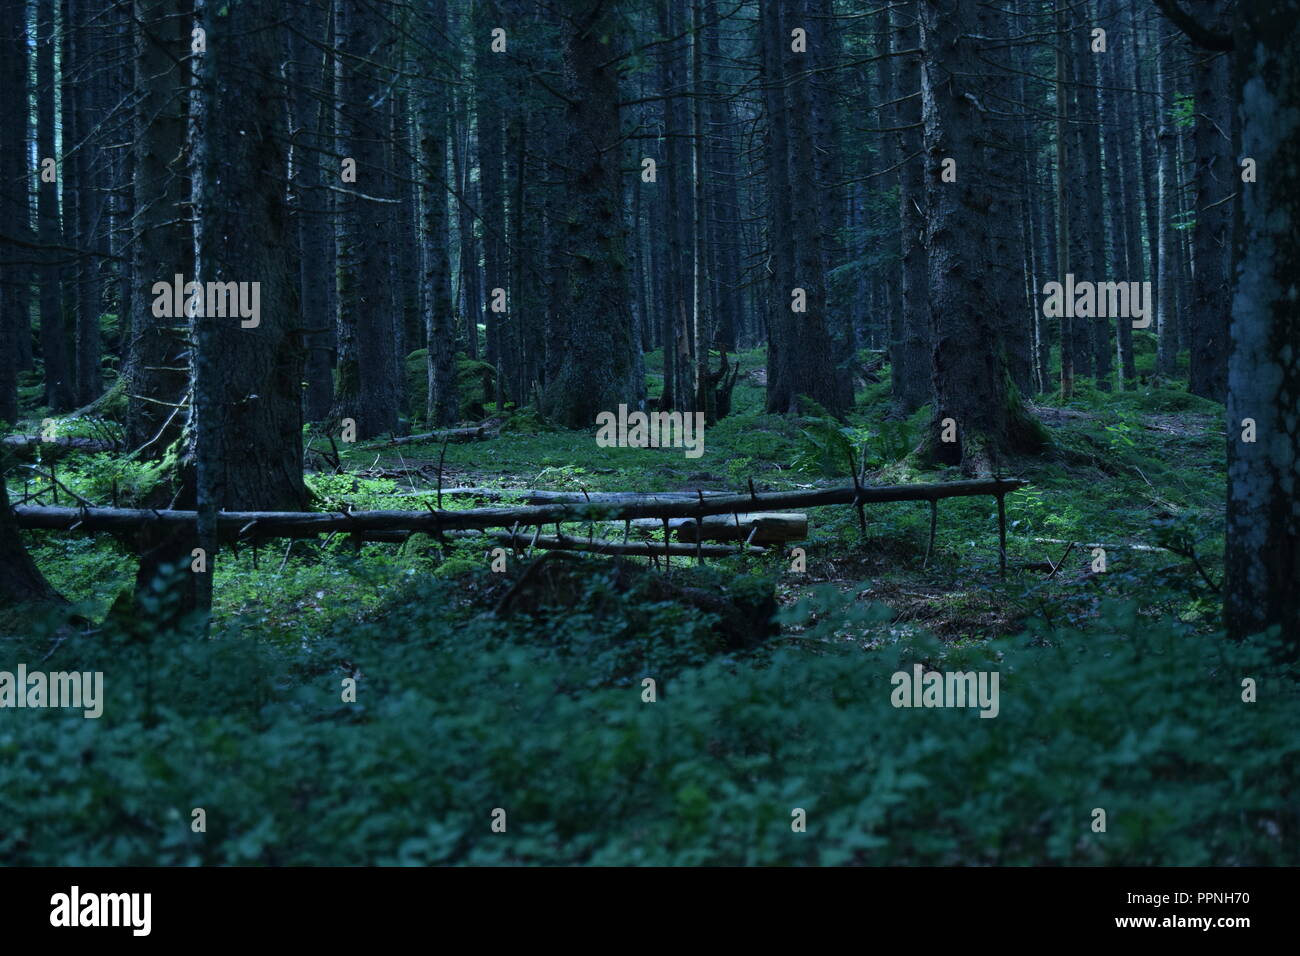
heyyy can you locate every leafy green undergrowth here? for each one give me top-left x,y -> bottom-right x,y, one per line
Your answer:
1,577 -> 1294,865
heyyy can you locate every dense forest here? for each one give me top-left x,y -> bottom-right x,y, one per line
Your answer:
0,0 -> 1297,869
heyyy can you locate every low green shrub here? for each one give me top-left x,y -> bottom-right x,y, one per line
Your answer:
1,577 -> 1294,865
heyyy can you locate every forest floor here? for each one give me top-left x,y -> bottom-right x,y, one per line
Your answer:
20,343 -> 1228,642
322,345 -> 1225,644
12,345 -> 1292,868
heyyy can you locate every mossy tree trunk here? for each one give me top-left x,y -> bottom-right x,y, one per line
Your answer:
540,0 -> 641,428
1225,0 -> 1300,654
919,0 -> 1047,475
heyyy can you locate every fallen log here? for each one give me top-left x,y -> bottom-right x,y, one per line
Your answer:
12,478 -> 1026,539
363,528 -> 764,557
392,487 -> 730,505
365,423 -> 496,447
1030,536 -> 1165,553
3,435 -> 118,453
631,513 -> 807,544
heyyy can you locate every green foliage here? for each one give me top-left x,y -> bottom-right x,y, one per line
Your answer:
493,560 -> 769,690
793,416 -> 854,477
498,407 -> 553,434
1103,408 -> 1141,451
60,454 -> 166,508
457,355 -> 497,416
708,412 -> 799,466
403,350 -> 499,425
2,585 -> 1295,865
724,455 -> 755,485
306,472 -> 403,511
405,349 -> 427,417
5,342 -> 1264,865
854,419 -> 916,470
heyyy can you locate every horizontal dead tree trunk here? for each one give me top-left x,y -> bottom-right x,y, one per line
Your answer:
13,478 -> 1027,538
392,488 -> 731,505
3,435 -> 118,452
363,528 -> 764,557
631,513 -> 808,544
1030,536 -> 1165,553
364,424 -> 497,447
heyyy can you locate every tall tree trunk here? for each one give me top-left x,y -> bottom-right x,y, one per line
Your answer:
124,0 -> 191,454
809,0 -> 854,386
124,0 -> 196,612
1188,10 -> 1232,401
420,0 -> 459,426
690,0 -> 712,419
706,1 -> 740,356
1106,0 -> 1140,386
0,0 -> 29,424
1155,33 -> 1180,380
657,0 -> 690,412
331,0 -> 401,438
1016,3 -> 1050,395
1135,4 -> 1162,311
474,0 -> 507,410
108,0 -> 133,379
1076,7 -> 1112,389
1067,24 -> 1095,382
1055,0 -> 1074,399
1034,168 -> 1057,394
760,0 -> 846,416
452,90 -> 481,360
539,0 -> 640,427
890,0 -> 931,415
36,0 -> 74,411
393,87 -> 422,418
920,0 -> 1045,473
190,0 -> 308,509
986,0 -> 1033,396
1225,0 -> 1300,654
504,22 -> 529,405
290,0 -> 336,423
759,0 -> 794,413
65,0 -> 104,405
